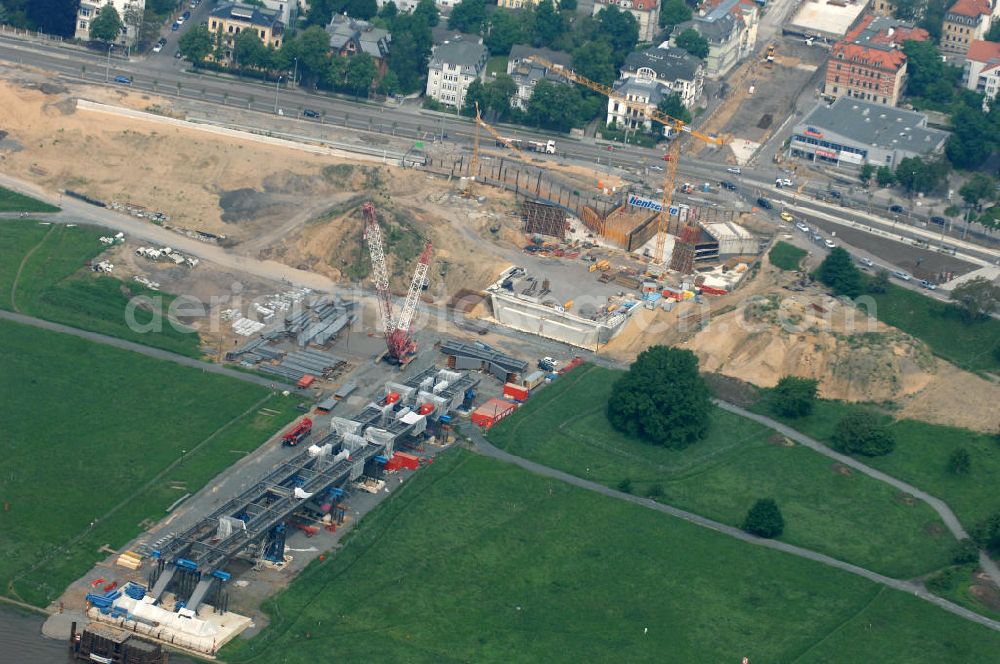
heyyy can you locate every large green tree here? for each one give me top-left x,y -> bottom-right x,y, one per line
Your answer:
296,25 -> 335,84
389,14 -> 432,93
414,0 -> 439,26
816,247 -> 863,297
533,0 -> 567,47
89,4 -> 123,44
448,0 -> 486,33
959,173 -> 997,209
832,411 -> 896,457
572,39 -> 616,87
178,25 -> 213,63
770,376 -> 819,418
596,5 -> 638,64
903,40 -> 960,105
526,79 -> 583,131
742,499 -> 784,538
675,28 -> 708,59
657,93 -> 691,124
233,29 -> 266,68
894,156 -> 948,195
947,103 -> 994,168
660,0 -> 692,29
29,0 -> 77,36
950,276 -> 1000,321
485,10 -> 523,55
606,345 -> 712,449
346,0 -> 378,20
345,52 -> 378,96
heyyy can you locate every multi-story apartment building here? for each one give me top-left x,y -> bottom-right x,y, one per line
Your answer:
208,2 -> 285,55
425,37 -> 488,108
606,46 -> 704,133
592,0 -> 660,43
506,45 -> 573,110
672,0 -> 759,80
941,0 -> 993,59
964,39 -> 1000,107
75,0 -> 146,48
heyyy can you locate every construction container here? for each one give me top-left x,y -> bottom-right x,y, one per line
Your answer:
522,370 -> 545,390
471,398 -> 518,428
334,381 -> 357,400
297,374 -> 316,389
503,382 -> 530,402
316,396 -> 338,413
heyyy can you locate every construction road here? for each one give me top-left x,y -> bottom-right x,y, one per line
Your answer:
465,413 -> 1000,635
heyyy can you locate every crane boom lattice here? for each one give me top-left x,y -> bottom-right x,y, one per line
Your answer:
362,202 -> 394,337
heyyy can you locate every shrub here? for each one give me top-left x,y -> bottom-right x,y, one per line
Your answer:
832,411 -> 896,457
742,498 -> 784,538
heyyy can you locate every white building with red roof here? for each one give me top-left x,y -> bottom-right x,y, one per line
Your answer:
941,0 -> 993,59
964,39 -> 1000,107
592,0 -> 660,43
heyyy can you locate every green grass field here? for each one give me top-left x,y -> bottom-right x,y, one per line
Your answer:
0,318 -> 299,606
0,186 -> 60,213
752,397 -> 1000,529
861,283 -> 1000,373
769,241 -> 807,270
222,449 -> 1000,664
0,220 -> 201,357
487,364 -> 953,578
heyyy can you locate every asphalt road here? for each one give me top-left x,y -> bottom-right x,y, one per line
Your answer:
0,308 -> 296,391
466,416 -> 1000,634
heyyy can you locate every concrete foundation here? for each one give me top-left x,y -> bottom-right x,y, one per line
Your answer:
488,290 -> 633,350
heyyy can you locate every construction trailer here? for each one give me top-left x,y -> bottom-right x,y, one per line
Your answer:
471,398 -> 518,429
439,340 -> 528,384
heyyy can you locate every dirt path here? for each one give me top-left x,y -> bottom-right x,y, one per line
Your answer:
466,427 -> 1000,633
9,223 -> 53,312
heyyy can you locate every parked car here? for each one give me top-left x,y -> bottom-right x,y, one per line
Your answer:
756,197 -> 773,210
175,50 -> 183,59
649,165 -> 663,172
720,180 -> 737,190
811,233 -> 823,243
538,357 -> 558,372
889,204 -> 905,213
893,270 -> 912,281
779,178 -> 794,187
919,279 -> 937,290
930,215 -> 946,226
171,21 -> 180,30
113,75 -> 132,85
176,15 -> 185,24
780,211 -> 794,222
182,10 -> 191,19
152,42 -> 163,53
858,257 -> 874,267
829,190 -> 842,199
726,166 -> 742,175
302,108 -> 320,118
795,221 -> 810,232
824,239 -> 837,249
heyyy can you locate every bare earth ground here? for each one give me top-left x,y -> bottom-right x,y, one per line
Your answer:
2,72 -> 998,430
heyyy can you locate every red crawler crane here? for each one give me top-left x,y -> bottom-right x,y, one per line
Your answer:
362,202 -> 433,365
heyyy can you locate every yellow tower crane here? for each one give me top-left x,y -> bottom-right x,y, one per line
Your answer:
463,102 -> 482,198
525,57 -> 726,264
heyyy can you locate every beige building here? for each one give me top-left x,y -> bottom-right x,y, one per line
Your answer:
425,38 -> 488,108
75,0 -> 145,47
208,1 -> 285,54
592,0 -> 660,43
941,0 -> 992,59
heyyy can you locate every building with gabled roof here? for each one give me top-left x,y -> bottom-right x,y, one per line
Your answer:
425,37 -> 488,108
592,0 -> 660,42
822,14 -> 929,107
209,2 -> 285,54
671,0 -> 759,79
326,15 -> 391,71
964,39 -> 1000,108
941,0 -> 993,59
607,46 -> 704,133
506,45 -> 573,110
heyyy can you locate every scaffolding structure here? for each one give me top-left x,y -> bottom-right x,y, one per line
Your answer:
521,200 -> 567,239
669,224 -> 701,274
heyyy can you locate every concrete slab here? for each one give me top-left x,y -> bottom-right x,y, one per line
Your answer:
787,0 -> 868,39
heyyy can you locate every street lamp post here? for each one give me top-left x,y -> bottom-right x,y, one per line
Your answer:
292,57 -> 298,86
104,43 -> 113,82
273,75 -> 283,114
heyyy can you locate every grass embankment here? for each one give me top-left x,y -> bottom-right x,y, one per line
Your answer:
0,318 -> 299,606
0,186 -> 59,213
0,220 -> 201,357
860,283 -> 1000,374
223,449 -> 1000,663
769,241 -> 807,271
487,364 -> 953,578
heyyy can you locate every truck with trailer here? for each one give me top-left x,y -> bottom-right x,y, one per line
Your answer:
282,418 -> 313,446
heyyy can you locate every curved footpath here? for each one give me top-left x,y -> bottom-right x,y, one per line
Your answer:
0,309 -> 295,391
465,427 -> 1000,633
716,400 -> 1000,591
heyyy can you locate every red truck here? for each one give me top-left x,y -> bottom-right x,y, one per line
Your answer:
282,418 -> 313,447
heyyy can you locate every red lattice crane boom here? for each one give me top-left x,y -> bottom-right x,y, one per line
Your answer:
362,202 -> 433,364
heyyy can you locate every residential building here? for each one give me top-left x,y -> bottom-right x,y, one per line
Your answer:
672,0 -> 759,79
498,0 -> 542,7
941,0 -> 993,59
822,14 -> 929,106
326,15 -> 391,72
208,2 -> 285,55
592,0 -> 660,43
75,0 -> 146,48
871,0 -> 896,16
788,97 -> 948,169
506,45 -> 573,110
619,46 -> 704,108
606,46 -> 704,133
425,38 -> 488,108
260,0 -> 294,25
964,39 -> 1000,107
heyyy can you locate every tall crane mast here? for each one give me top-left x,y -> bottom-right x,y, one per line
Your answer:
525,57 -> 725,264
362,202 -> 433,365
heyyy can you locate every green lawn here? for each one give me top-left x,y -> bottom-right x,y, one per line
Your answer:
0,220 -> 201,357
861,283 -> 1000,373
487,364 -> 953,578
222,449 -> 1000,663
486,55 -> 508,77
769,240 -> 807,270
753,397 -> 1000,529
0,186 -> 59,213
0,318 -> 299,606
